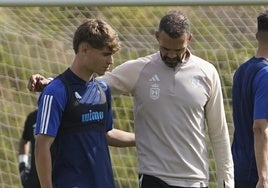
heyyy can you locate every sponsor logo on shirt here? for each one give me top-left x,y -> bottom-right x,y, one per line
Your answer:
149,74 -> 160,100
149,74 -> 160,82
82,110 -> 104,123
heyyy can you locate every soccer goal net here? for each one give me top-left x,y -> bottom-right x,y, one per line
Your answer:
0,2 -> 267,188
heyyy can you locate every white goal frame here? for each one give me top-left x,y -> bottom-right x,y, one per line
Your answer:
0,0 -> 268,6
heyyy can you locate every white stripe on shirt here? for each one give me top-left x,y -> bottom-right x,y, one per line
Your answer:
40,95 -> 53,134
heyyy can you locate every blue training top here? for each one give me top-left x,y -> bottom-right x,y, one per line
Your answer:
232,57 -> 268,185
35,68 -> 115,188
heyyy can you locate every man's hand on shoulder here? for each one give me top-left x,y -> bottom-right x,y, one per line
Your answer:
27,74 -> 52,92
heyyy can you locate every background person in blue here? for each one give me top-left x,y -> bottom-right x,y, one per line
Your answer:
34,18 -> 135,188
232,10 -> 268,188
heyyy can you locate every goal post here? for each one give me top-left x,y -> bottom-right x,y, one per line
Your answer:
0,0 -> 268,6
0,3 -> 267,188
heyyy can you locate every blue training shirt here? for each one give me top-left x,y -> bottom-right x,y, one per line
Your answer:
35,68 -> 115,188
232,57 -> 268,185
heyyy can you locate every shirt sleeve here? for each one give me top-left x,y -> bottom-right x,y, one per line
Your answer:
205,66 -> 234,188
253,67 -> 268,119
99,80 -> 114,132
35,78 -> 67,137
98,59 -> 145,95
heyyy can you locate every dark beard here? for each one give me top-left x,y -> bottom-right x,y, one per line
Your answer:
161,55 -> 182,68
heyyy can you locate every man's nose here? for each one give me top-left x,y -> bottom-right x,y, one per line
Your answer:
107,56 -> 113,64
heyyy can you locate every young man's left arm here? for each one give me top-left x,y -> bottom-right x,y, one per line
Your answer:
106,129 -> 135,147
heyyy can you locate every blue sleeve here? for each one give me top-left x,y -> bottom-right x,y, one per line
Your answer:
253,67 -> 268,119
99,81 -> 114,132
35,78 -> 67,137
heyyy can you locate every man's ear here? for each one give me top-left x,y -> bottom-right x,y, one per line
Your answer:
256,32 -> 259,41
78,42 -> 89,54
155,31 -> 159,41
188,33 -> 193,42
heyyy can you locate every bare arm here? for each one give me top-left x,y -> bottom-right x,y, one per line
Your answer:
27,74 -> 51,92
18,139 -> 30,165
106,128 -> 135,147
18,139 -> 30,155
253,119 -> 268,188
35,134 -> 55,188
